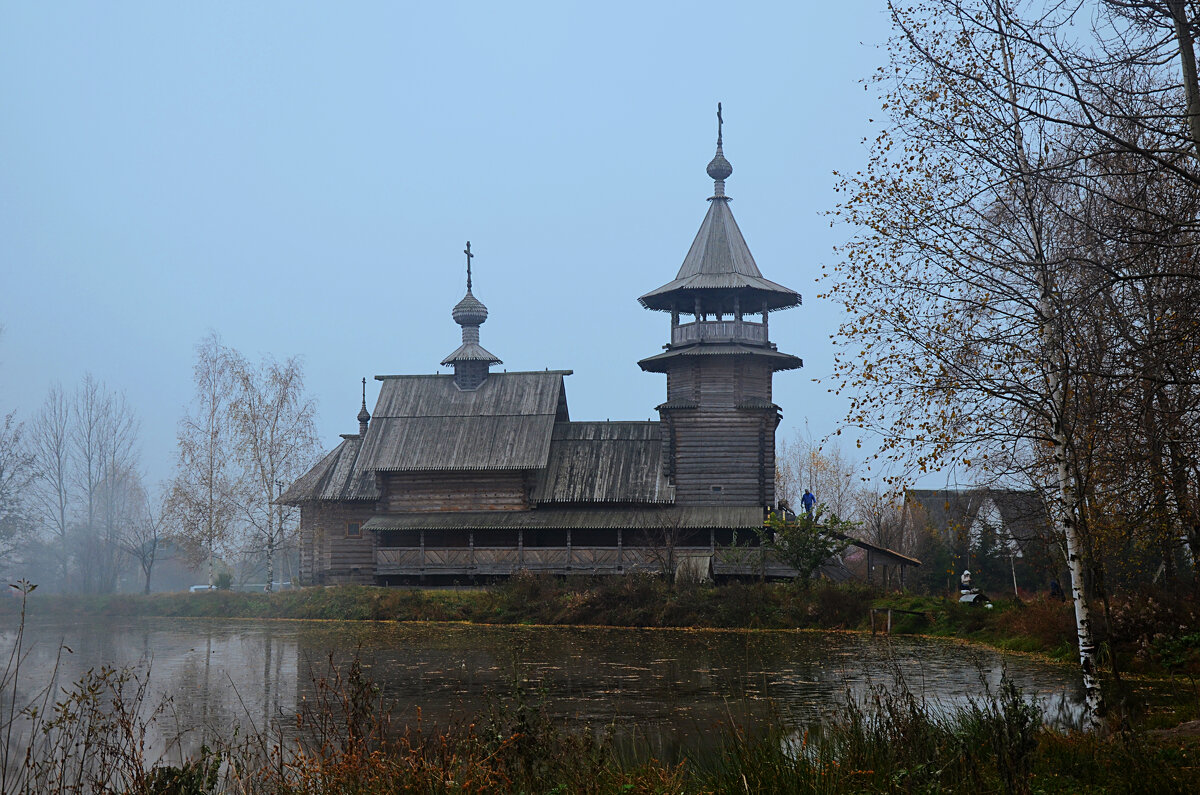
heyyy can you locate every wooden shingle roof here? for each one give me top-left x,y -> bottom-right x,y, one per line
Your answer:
532,421 -> 674,504
278,434 -> 379,504
640,198 -> 801,312
356,371 -> 570,471
363,505 -> 761,531
639,342 -> 802,373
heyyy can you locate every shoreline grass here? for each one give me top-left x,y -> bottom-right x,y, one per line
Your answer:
4,580 -> 1200,792
7,575 -> 1198,679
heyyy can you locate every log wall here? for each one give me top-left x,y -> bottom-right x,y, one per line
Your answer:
665,359 -> 772,406
298,503 -> 376,585
378,471 -> 531,512
661,358 -> 779,507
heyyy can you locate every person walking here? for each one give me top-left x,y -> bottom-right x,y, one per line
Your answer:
801,489 -> 816,520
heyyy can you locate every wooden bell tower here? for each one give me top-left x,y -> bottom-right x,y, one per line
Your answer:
638,105 -> 802,509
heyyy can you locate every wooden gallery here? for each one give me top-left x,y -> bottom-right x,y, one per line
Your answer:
282,117 -> 912,585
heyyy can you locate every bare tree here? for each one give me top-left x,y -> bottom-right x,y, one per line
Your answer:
70,375 -> 140,594
120,476 -> 164,595
28,384 -> 73,588
776,432 -> 859,519
0,412 -> 35,572
854,488 -> 909,587
167,334 -> 238,588
228,351 -> 318,592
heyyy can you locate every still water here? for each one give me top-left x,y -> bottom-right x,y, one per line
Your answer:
5,618 -> 1084,762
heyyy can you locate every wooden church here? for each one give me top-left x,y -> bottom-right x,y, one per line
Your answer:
282,112 -> 813,585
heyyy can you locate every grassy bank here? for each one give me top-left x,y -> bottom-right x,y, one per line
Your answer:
10,575 -> 1199,678
5,582 -> 1200,792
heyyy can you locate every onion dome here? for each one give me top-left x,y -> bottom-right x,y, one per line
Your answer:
452,290 -> 489,326
707,102 -> 733,197
442,241 -> 501,389
357,377 -> 371,435
706,150 -> 732,182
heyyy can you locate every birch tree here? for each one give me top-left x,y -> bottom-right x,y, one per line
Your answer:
228,351 -> 318,592
776,433 -> 859,519
167,334 -> 238,588
828,0 -> 1122,724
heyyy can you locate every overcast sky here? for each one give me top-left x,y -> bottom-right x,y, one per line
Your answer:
1,2 -> 913,490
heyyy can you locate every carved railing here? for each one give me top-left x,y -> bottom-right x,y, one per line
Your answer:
672,320 -> 766,346
376,545 -> 722,574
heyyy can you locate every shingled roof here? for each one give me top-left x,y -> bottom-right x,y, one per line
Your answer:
532,421 -> 674,504
904,488 -> 988,535
639,342 -> 802,373
355,371 -> 570,471
278,434 -> 379,504
639,197 -> 802,312
363,505 -> 761,532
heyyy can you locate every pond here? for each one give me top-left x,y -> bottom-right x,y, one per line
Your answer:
3,617 -> 1085,763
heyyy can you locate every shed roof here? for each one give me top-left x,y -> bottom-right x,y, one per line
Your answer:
363,505 -> 762,532
356,372 -> 569,471
532,421 -> 675,504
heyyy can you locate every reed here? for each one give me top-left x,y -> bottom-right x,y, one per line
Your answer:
4,581 -> 1199,793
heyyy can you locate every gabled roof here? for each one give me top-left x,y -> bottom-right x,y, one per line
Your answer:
356,371 -> 570,472
904,488 -> 988,535
985,490 -> 1052,543
278,434 -> 379,504
639,198 -> 801,312
532,421 -> 675,504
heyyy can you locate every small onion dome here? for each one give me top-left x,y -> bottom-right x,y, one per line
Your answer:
357,402 -> 371,424
707,149 -> 732,181
452,291 -> 489,326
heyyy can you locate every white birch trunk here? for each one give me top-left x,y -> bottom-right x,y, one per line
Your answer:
1048,364 -> 1104,728
997,0 -> 1104,726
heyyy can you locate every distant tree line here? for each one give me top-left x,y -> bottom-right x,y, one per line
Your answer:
0,330 -> 317,594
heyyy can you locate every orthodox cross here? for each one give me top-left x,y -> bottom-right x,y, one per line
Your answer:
464,240 -> 474,291
361,377 -> 366,405
717,102 -> 723,146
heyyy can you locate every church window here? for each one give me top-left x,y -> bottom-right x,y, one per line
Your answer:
345,521 -> 362,538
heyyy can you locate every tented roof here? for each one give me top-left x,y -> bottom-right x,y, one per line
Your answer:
639,198 -> 801,312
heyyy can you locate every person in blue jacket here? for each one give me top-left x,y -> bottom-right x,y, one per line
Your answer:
801,489 -> 816,520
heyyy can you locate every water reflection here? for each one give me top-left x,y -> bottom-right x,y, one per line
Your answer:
6,619 -> 1085,764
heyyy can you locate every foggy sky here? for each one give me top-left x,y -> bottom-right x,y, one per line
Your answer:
1,2 -> 913,490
